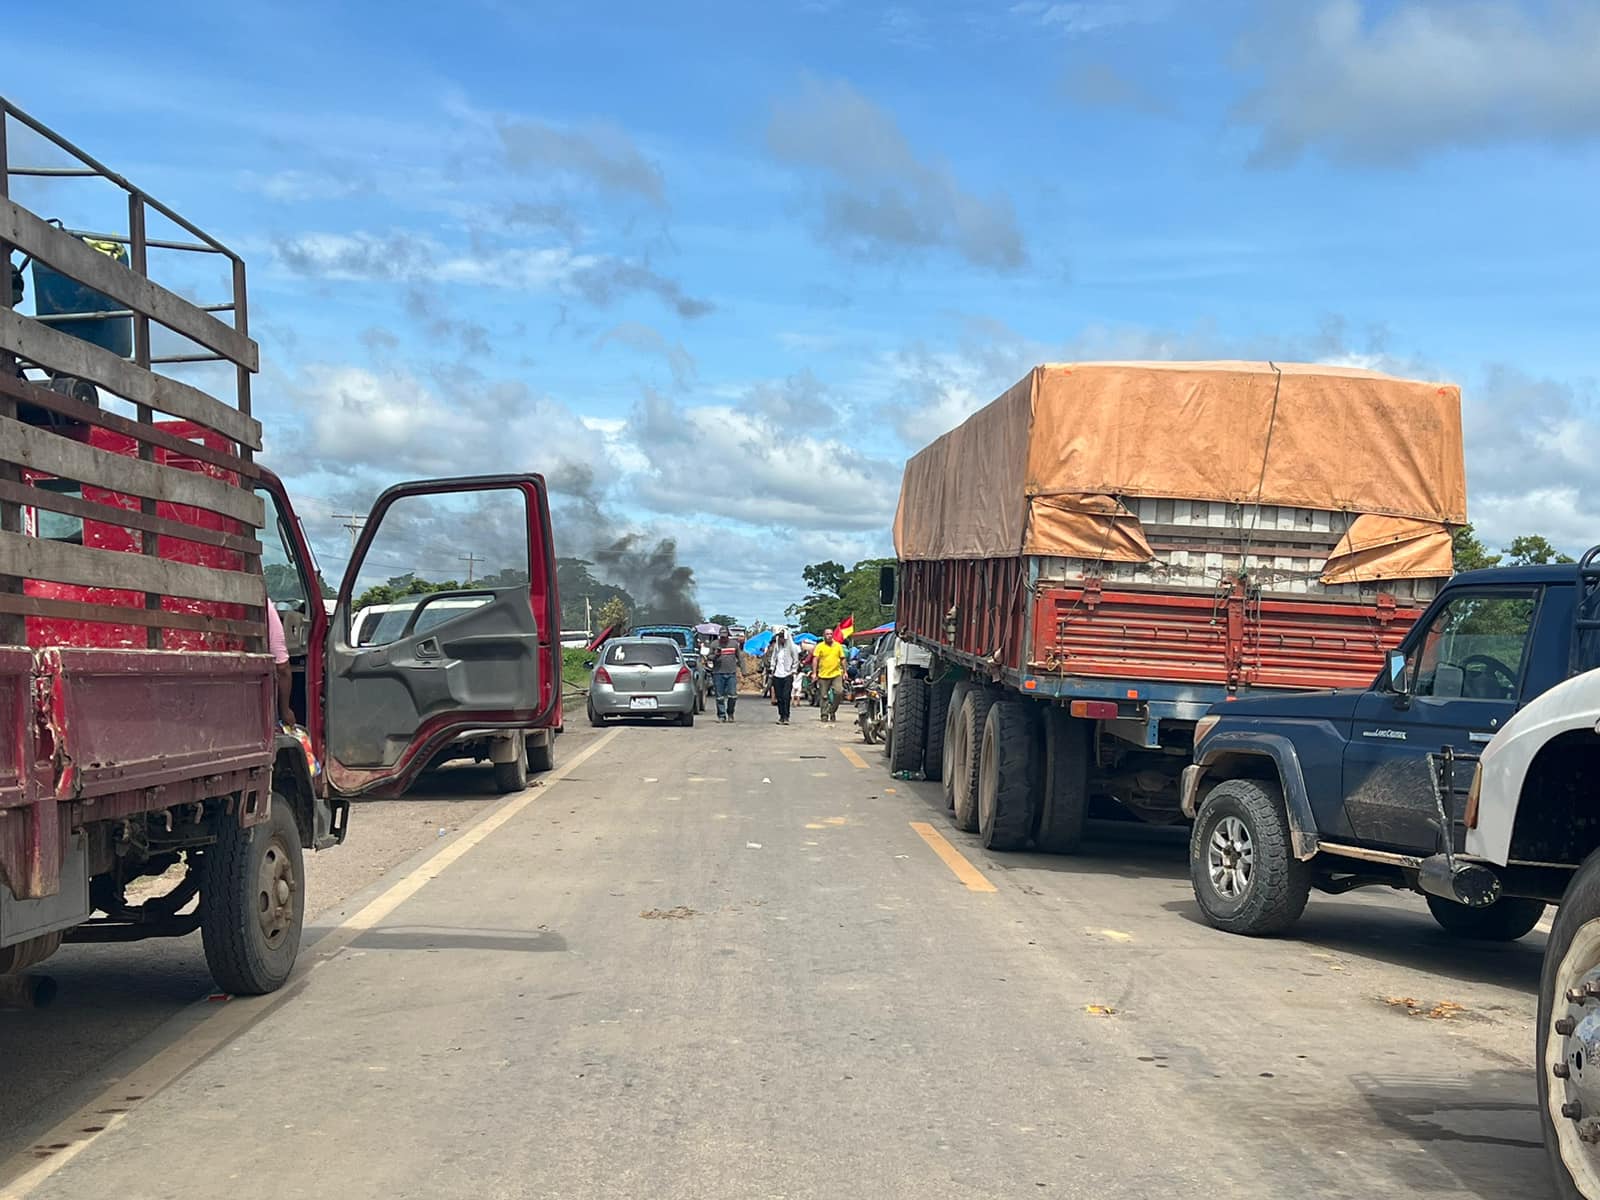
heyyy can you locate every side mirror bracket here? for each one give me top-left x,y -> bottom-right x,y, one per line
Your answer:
1387,650 -> 1412,709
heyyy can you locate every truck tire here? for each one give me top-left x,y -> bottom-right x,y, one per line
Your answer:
949,688 -> 998,833
889,676 -> 927,775
940,682 -> 973,811
1538,852 -> 1600,1200
1426,895 -> 1545,941
979,701 -> 1038,851
494,737 -> 529,793
1189,779 -> 1311,936
1036,709 -> 1091,854
526,729 -> 556,773
200,794 -> 303,996
923,679 -> 954,783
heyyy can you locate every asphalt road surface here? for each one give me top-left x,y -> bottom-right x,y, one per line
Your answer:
0,706 -> 1560,1199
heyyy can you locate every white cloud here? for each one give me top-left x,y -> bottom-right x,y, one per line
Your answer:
1236,1 -> 1600,165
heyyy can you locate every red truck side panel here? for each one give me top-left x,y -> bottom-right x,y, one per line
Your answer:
901,557 -> 1424,693
20,423 -> 247,651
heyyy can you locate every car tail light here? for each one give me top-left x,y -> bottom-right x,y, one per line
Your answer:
1069,700 -> 1119,720
675,667 -> 691,684
596,667 -> 613,685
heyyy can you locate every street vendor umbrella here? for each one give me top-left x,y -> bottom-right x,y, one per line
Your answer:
694,622 -> 723,635
793,632 -> 819,644
743,629 -> 774,655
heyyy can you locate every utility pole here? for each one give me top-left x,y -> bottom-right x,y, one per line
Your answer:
332,514 -> 365,551
460,552 -> 483,584
584,595 -> 592,638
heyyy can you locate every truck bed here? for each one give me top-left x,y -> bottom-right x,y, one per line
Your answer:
0,647 -> 272,901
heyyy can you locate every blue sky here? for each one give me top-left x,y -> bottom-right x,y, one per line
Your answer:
8,0 -> 1599,620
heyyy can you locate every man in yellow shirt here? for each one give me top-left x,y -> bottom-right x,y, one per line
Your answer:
812,630 -> 847,722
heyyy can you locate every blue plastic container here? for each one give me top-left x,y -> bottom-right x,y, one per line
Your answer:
31,237 -> 133,358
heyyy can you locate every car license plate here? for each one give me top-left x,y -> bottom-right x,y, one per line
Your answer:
629,696 -> 658,710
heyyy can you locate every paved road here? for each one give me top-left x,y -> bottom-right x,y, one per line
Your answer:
0,709 -> 1560,1199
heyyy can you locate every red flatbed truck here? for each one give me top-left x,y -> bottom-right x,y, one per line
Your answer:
0,100 -> 563,998
884,361 -> 1467,853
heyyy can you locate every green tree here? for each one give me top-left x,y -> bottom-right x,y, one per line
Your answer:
786,558 -> 895,635
1452,525 -> 1501,573
802,561 -> 847,597
706,613 -> 737,628
1503,534 -> 1575,566
556,558 -> 635,631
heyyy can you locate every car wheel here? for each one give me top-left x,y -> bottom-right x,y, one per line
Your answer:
1189,778 -> 1311,936
1426,894 -> 1545,941
588,701 -> 605,728
679,710 -> 695,728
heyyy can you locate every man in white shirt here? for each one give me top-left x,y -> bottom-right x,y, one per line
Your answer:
769,627 -> 800,725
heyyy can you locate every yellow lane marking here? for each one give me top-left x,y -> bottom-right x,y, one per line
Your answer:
909,822 -> 997,893
839,745 -> 869,769
0,727 -> 624,1199
1099,929 -> 1133,942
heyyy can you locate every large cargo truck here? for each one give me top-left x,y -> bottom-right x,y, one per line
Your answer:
884,361 -> 1467,852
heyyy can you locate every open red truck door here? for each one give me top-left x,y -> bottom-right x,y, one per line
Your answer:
324,475 -> 561,798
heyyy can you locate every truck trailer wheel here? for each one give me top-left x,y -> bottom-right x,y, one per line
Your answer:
890,675 -> 927,775
1036,709 -> 1091,854
979,701 -> 1038,851
949,688 -> 998,833
1538,852 -> 1600,1199
940,682 -> 973,811
923,679 -> 954,783
1189,779 -> 1310,936
200,795 -> 304,996
1426,895 -> 1545,941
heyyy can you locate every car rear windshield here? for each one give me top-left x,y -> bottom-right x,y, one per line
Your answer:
606,642 -> 680,667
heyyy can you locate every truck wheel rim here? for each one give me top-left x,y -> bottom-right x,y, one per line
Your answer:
1547,917 -> 1600,1190
1207,816 -> 1253,900
256,833 -> 297,948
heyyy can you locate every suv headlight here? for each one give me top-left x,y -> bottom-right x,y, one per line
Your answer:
1194,715 -> 1221,746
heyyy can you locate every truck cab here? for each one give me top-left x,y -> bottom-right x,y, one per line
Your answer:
1183,552 -> 1600,939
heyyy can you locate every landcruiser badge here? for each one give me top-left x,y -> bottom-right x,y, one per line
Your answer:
1363,729 -> 1408,741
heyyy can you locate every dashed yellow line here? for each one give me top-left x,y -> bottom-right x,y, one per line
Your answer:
909,822 -> 997,893
839,745 -> 869,769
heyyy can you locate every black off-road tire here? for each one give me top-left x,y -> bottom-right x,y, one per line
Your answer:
979,701 -> 1039,851
940,682 -> 973,811
949,688 -> 998,833
1426,894 -> 1545,941
526,730 -> 556,773
1538,853 -> 1600,1200
1036,709 -> 1092,854
199,795 -> 304,996
923,679 -> 954,783
889,675 -> 927,775
1189,779 -> 1311,936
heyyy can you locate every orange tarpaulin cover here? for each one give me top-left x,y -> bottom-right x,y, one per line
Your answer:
893,362 -> 1466,562
1320,514 -> 1455,583
1024,493 -> 1154,562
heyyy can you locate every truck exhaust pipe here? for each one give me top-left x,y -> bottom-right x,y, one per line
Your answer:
1416,854 -> 1502,908
0,973 -> 58,1009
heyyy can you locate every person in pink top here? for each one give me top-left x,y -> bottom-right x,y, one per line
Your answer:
265,602 -> 296,726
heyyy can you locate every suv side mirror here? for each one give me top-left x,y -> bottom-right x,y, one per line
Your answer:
1387,650 -> 1411,699
878,564 -> 897,608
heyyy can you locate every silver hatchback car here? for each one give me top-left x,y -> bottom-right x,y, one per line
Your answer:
587,637 -> 697,727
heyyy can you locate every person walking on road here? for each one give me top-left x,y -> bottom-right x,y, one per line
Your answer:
708,633 -> 740,722
769,627 -> 800,725
813,629 -> 847,722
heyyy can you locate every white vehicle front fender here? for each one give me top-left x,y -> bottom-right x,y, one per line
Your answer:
1468,668 -> 1600,865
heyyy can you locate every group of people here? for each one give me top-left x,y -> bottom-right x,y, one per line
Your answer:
702,627 -> 852,725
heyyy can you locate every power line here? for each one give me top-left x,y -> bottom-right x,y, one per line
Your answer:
460,551 -> 483,584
